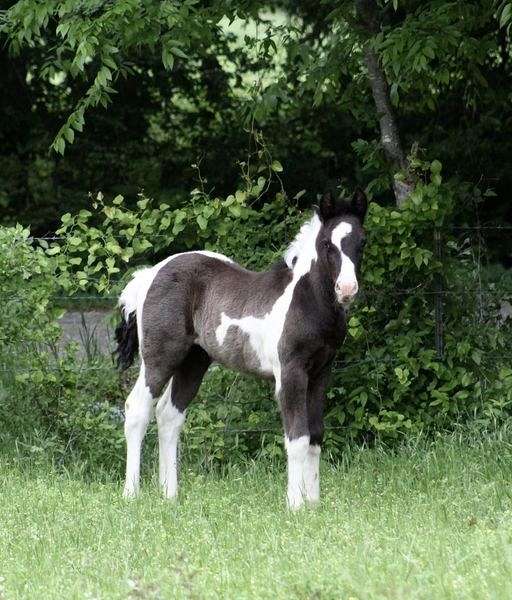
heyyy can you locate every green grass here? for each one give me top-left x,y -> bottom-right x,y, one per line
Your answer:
2,432 -> 512,599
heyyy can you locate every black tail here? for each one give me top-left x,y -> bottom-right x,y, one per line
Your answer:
114,310 -> 139,370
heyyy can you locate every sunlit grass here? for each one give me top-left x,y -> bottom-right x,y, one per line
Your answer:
1,431 -> 512,599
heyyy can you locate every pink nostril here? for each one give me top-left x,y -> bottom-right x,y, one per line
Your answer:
336,283 -> 358,297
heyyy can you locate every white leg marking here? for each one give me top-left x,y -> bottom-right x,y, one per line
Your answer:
285,435 -> 310,510
156,380 -> 186,499
123,363 -> 154,498
304,444 -> 321,504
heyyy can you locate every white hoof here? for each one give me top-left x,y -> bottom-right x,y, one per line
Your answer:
287,493 -> 305,511
162,487 -> 178,500
123,486 -> 139,499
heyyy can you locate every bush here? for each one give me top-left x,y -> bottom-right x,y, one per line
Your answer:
327,162 -> 512,439
0,226 -> 125,470
2,158 -> 512,473
0,225 -> 60,436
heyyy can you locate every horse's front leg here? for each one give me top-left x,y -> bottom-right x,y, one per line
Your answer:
304,366 -> 331,505
277,362 -> 309,510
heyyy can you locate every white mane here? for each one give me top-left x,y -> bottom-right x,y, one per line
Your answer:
283,213 -> 322,272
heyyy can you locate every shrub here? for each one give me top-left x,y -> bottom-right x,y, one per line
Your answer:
2,158 -> 512,472
0,225 -> 60,437
0,226 -> 125,470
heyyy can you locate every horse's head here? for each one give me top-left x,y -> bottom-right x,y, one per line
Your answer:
316,188 -> 367,306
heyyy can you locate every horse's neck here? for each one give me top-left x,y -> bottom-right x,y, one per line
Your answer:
306,266 -> 340,318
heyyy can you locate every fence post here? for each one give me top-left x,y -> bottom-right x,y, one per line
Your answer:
434,228 -> 444,360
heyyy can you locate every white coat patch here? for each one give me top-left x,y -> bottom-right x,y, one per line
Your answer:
215,215 -> 322,392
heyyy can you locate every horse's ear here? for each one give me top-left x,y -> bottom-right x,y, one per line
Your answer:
351,187 -> 368,221
319,191 -> 336,222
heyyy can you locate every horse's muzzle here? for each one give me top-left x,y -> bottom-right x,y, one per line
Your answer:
335,282 -> 358,306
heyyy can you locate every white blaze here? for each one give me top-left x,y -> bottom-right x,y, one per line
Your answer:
331,221 -> 357,296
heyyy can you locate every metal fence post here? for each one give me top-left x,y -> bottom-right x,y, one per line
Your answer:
434,227 -> 444,360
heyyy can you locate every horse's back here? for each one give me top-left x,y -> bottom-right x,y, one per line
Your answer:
136,249 -> 292,381
141,250 -> 242,332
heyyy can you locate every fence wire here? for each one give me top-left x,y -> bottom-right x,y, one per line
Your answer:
3,223 -> 512,438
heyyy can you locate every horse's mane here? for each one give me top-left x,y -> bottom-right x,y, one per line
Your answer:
283,213 -> 321,270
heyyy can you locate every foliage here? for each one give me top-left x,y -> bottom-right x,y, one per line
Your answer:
0,0 -> 235,155
3,151 -> 512,469
0,0 -> 511,466
324,159 -> 512,439
0,225 -> 59,376
0,226 -> 125,465
1,0 -> 511,233
43,152 -> 299,293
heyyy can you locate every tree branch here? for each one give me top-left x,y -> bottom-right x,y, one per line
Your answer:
355,0 -> 413,207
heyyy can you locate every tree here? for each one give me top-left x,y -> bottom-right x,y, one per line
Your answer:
264,0 -> 511,207
355,0 -> 412,206
1,0 -> 511,224
0,0 -> 238,153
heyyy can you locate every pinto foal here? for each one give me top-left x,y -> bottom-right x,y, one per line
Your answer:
115,190 -> 367,509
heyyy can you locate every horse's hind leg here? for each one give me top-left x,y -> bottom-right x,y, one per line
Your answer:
156,345 -> 211,498
123,362 -> 155,498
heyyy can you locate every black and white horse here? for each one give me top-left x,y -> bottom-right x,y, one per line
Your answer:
115,189 -> 367,509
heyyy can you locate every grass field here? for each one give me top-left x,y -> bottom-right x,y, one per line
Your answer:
1,432 -> 512,599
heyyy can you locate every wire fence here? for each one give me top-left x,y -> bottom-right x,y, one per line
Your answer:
2,223 -> 512,439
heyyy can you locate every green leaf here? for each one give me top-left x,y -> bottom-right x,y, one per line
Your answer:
500,4 -> 512,28
271,160 -> 283,172
430,160 -> 442,174
53,137 -> 65,155
64,127 -> 74,144
162,47 -> 175,70
171,47 -> 188,59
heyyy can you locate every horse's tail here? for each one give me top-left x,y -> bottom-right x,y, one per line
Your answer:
114,309 -> 138,370
114,268 -> 152,370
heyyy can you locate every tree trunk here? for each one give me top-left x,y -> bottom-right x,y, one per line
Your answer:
355,0 -> 413,207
